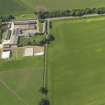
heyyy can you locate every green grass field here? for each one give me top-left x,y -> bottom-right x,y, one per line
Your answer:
49,17 -> 105,105
0,57 -> 44,105
1,0 -> 105,15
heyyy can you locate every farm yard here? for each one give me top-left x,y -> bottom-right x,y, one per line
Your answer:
0,19 -> 46,59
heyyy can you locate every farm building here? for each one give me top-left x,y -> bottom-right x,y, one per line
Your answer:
1,50 -> 11,59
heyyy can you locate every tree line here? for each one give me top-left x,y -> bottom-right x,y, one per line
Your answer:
0,15 -> 15,22
36,7 -> 105,19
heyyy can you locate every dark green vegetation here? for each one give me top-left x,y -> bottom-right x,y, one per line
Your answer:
39,98 -> 50,105
38,7 -> 105,19
18,35 -> 46,47
0,15 -> 15,22
18,34 -> 55,47
0,57 -> 43,105
2,0 -> 105,15
49,17 -> 105,105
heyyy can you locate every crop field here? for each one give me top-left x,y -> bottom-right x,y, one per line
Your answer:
1,0 -> 105,15
20,0 -> 105,10
0,0 -> 29,15
0,57 -> 44,105
49,17 -> 105,105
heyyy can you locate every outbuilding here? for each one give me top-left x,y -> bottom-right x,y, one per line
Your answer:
1,50 -> 11,59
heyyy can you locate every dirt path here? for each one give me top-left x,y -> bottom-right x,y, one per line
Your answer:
42,20 -> 49,92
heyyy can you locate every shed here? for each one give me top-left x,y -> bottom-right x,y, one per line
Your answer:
1,51 -> 11,59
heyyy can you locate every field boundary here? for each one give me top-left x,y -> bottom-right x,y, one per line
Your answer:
46,14 -> 105,21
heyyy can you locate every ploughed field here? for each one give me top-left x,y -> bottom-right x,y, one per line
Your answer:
49,17 -> 105,105
1,0 -> 105,14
